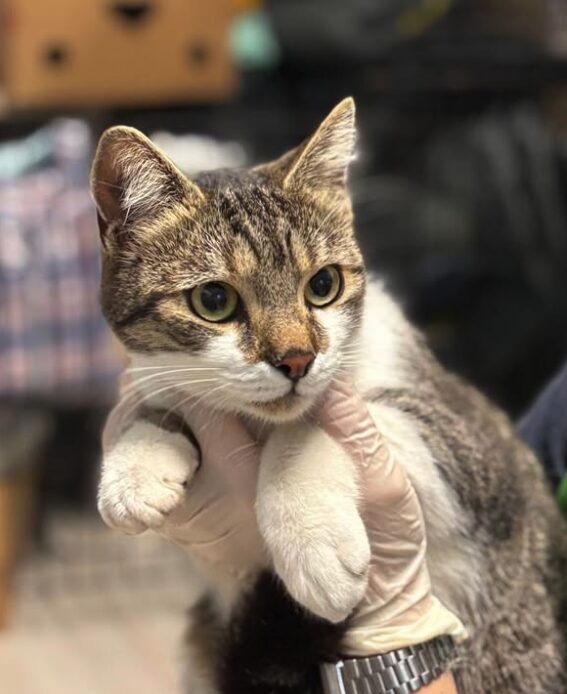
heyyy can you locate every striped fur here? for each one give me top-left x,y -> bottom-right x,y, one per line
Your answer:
92,99 -> 567,694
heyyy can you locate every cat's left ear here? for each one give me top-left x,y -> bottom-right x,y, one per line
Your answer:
260,97 -> 356,192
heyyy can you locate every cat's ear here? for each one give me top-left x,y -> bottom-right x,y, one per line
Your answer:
91,126 -> 204,242
260,98 -> 356,192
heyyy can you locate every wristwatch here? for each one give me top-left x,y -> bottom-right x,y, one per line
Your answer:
320,635 -> 456,694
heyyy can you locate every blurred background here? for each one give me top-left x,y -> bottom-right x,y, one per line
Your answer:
1,0 -> 567,691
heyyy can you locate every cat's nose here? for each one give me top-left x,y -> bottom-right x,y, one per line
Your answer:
273,350 -> 315,381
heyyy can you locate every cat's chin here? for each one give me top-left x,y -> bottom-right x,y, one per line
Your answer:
240,392 -> 317,423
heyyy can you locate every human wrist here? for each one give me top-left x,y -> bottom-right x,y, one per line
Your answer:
420,672 -> 458,693
339,594 -> 467,658
320,635 -> 457,694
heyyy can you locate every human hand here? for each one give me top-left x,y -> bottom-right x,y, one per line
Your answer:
319,380 -> 467,656
100,393 -> 265,583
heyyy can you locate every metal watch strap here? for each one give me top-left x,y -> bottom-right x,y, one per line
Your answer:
319,635 -> 456,694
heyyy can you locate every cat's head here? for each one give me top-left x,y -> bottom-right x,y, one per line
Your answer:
91,98 -> 365,422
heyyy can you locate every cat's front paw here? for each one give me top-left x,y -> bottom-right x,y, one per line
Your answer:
257,425 -> 371,623
98,420 -> 199,534
276,512 -> 370,623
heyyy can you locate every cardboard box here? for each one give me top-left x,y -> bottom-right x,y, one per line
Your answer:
0,0 -> 237,108
0,470 -> 35,628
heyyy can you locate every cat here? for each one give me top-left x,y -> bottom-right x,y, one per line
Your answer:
91,98 -> 567,694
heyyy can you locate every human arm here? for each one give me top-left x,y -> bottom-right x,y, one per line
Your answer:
316,380 -> 465,692
99,389 -> 265,581
423,673 -> 458,693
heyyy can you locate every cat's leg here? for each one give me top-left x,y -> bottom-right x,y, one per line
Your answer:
98,410 -> 199,534
256,401 -> 479,626
257,423 -> 370,623
182,592 -> 224,694
219,571 -> 345,694
100,412 -> 234,694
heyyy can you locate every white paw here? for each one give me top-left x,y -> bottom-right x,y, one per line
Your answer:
257,424 -> 370,623
98,420 -> 199,534
273,511 -> 370,623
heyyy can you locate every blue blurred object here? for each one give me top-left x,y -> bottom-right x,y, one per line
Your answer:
518,361 -> 567,491
231,9 -> 281,70
0,123 -> 55,181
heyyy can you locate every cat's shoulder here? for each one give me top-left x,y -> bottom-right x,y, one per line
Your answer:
358,279 -> 513,437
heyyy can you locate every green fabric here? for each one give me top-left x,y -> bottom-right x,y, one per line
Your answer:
558,474 -> 567,518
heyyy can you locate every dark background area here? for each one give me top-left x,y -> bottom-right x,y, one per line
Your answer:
1,2 -> 567,686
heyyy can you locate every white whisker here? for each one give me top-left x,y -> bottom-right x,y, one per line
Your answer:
125,365 -> 220,372
121,367 -> 220,395
117,377 -> 220,425
224,441 -> 257,464
172,383 -> 229,421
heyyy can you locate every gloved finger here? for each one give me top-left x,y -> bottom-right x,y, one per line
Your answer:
319,379 -> 389,472
187,404 -> 260,504
319,379 -> 413,507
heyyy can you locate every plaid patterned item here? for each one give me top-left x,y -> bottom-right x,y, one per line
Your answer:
0,121 -> 121,401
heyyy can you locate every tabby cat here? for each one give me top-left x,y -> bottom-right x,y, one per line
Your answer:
92,99 -> 567,694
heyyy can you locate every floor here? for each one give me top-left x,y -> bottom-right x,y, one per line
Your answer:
0,512 -> 199,694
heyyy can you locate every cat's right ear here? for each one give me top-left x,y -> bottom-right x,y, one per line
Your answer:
90,126 -> 204,246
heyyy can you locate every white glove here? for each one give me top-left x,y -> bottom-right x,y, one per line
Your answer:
320,380 -> 467,655
101,391 -> 265,582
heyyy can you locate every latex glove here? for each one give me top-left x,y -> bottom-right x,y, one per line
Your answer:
319,380 -> 468,656
102,394 -> 265,583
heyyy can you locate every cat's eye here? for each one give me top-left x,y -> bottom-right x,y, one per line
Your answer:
305,266 -> 342,307
188,281 -> 239,322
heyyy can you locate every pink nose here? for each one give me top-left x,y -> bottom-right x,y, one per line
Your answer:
274,351 -> 315,381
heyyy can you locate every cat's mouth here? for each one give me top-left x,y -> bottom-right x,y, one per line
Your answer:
247,385 -> 317,421
258,390 -> 297,405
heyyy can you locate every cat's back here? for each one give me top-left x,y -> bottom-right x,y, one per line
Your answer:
381,368 -> 567,690
359,281 -> 560,536
426,366 -> 567,693
359,285 -> 567,691
368,331 -> 565,568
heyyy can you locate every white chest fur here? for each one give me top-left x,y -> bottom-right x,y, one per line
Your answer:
125,281 -> 481,625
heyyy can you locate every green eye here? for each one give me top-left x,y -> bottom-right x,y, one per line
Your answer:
305,266 -> 342,307
189,282 -> 239,322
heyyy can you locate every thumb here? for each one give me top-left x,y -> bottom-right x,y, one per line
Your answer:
319,380 -> 389,473
320,380 -> 417,508
186,405 -> 259,503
